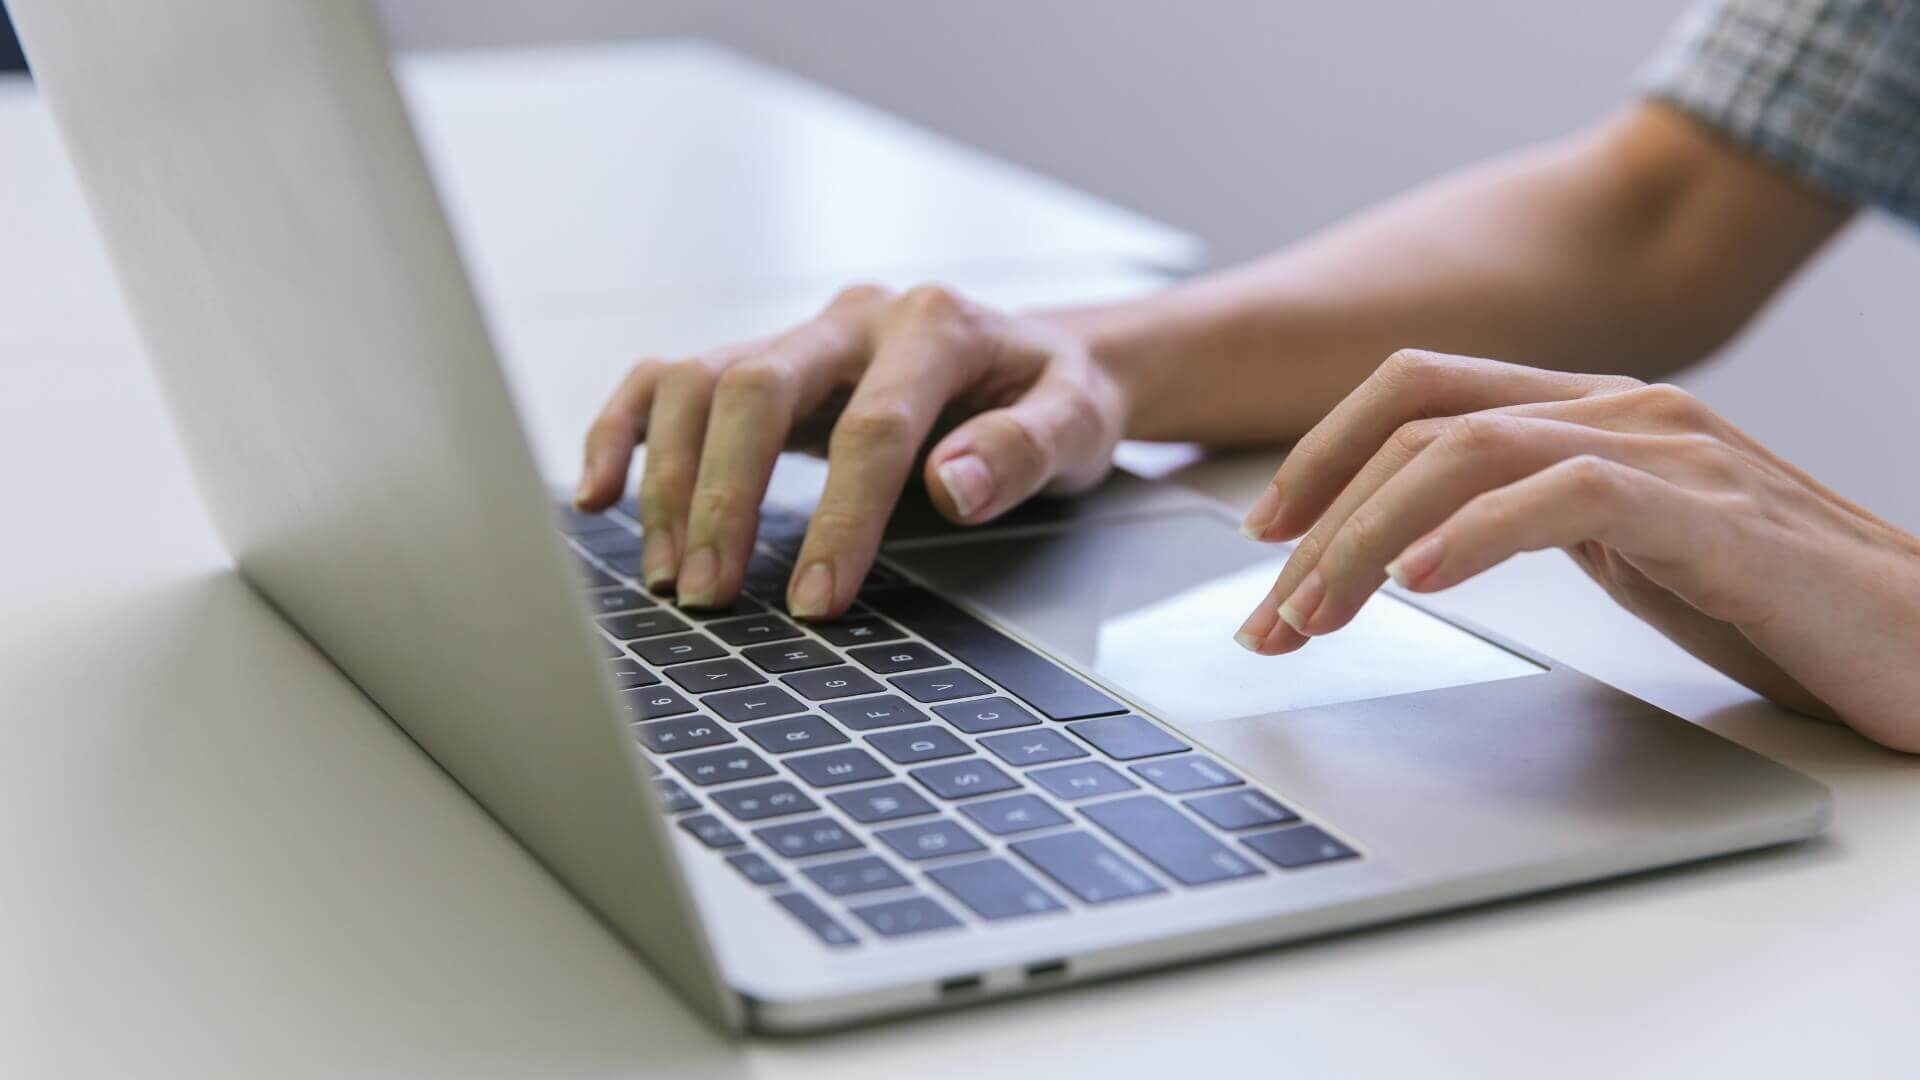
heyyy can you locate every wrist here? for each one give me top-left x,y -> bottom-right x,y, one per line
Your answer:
1035,294 -> 1185,441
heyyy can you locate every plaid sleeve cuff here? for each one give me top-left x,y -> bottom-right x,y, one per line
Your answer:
1640,0 -> 1920,223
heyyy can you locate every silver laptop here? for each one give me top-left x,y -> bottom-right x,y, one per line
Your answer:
13,0 -> 1830,1034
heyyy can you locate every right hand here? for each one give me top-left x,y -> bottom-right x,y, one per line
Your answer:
573,283 -> 1133,619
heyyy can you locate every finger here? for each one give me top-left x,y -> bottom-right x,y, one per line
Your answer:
1242,349 -> 1639,542
576,359 -> 665,510
675,309 -> 875,607
1265,417 -> 1672,641
1387,455 -> 1705,594
635,361 -> 720,590
923,367 -> 1122,525
788,286 -> 984,618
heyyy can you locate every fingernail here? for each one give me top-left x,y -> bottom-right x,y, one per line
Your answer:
1240,485 -> 1284,539
642,532 -> 679,590
1233,630 -> 1264,653
1276,570 -> 1325,635
789,562 -> 834,619
676,546 -> 718,605
938,454 -> 994,520
573,474 -> 596,509
1387,534 -> 1446,588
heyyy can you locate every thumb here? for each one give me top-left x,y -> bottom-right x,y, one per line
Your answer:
923,375 -> 1118,525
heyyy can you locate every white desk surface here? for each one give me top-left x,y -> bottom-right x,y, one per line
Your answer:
4,43 -> 1918,1080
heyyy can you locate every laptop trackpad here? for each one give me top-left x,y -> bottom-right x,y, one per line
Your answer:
884,509 -> 1542,728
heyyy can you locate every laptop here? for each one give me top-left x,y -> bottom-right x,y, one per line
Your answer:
12,0 -> 1831,1034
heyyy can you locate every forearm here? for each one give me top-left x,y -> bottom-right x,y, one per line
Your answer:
1048,104 -> 1849,445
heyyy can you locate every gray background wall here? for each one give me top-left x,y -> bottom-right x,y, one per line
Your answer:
374,1 -> 1691,264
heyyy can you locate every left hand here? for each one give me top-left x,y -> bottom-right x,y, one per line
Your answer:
1234,349 -> 1920,753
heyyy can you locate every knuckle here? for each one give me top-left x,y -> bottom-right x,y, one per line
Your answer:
1388,417 -> 1448,457
1381,347 -> 1449,387
1630,382 -> 1708,427
1561,454 -> 1624,501
640,457 -> 698,502
832,403 -> 918,451
987,411 -> 1057,475
658,359 -> 717,396
687,485 -> 752,526
896,282 -> 968,323
828,281 -> 893,313
805,506 -> 870,545
1335,508 -> 1388,562
1441,413 -> 1519,457
714,360 -> 789,404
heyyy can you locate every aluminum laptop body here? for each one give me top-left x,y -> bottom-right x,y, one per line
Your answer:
12,0 -> 1832,1035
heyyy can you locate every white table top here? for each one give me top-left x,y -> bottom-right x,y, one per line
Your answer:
3,43 -> 1917,1080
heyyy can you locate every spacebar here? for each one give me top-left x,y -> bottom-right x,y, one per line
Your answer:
862,586 -> 1125,721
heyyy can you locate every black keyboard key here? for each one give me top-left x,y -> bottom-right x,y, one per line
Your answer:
928,858 -> 1065,920
754,817 -> 863,859
678,813 -> 744,849
742,640 -> 839,674
633,632 -> 726,667
847,641 -> 946,674
670,746 -> 775,786
726,851 -> 786,887
665,658 -> 766,694
803,855 -> 909,897
1242,825 -> 1358,869
557,503 -> 619,535
910,758 -> 1018,800
741,551 -> 794,594
960,793 -> 1069,836
608,657 -> 660,689
875,819 -> 985,861
890,668 -> 992,703
866,725 -> 970,764
586,588 -> 654,616
978,728 -> 1087,768
709,780 -> 816,821
654,778 -> 697,814
849,895 -> 962,938
934,695 -> 1041,734
1030,762 -> 1137,801
1067,715 -> 1188,760
705,685 -> 807,724
864,587 -> 1125,720
821,694 -> 926,731
1081,795 -> 1262,886
740,714 -> 849,755
828,782 -> 937,823
619,686 -> 697,721
635,715 -> 734,754
772,891 -> 857,947
1184,789 -> 1297,830
1010,831 -> 1164,904
708,613 -> 802,646
783,665 -> 883,701
786,747 -> 891,788
577,528 -> 644,558
675,595 -> 765,622
580,563 -> 620,589
600,610 -> 689,641
601,638 -> 624,658
1132,756 -> 1242,794
812,616 -> 904,647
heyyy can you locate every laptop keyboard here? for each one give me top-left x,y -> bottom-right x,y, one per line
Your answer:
559,500 -> 1361,947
